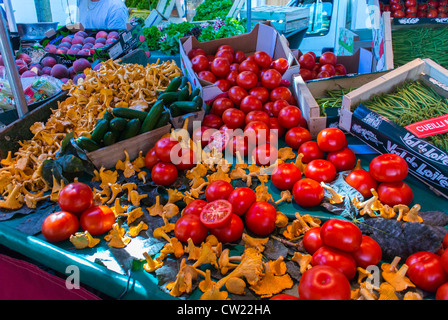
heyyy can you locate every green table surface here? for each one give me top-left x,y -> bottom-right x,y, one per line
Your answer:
0,134 -> 447,300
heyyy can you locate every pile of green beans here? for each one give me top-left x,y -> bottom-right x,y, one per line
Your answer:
315,88 -> 354,116
362,80 -> 448,152
392,27 -> 448,69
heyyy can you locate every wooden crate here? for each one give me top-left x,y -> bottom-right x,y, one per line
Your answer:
239,5 -> 309,34
86,124 -> 171,169
339,58 -> 448,198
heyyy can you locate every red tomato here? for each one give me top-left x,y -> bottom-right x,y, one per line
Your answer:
233,50 -> 246,64
174,148 -> 195,171
58,182 -> 93,215
345,169 -> 378,198
303,227 -> 323,254
151,162 -> 178,186
80,205 -> 115,235
261,69 -> 282,90
271,162 -> 302,190
144,147 -> 159,170
377,181 -> 413,206
175,213 -> 208,245
326,147 -> 357,172
222,107 -> 246,129
205,180 -> 234,202
299,68 -> 314,81
369,153 -> 409,182
217,45 -> 234,54
311,246 -> 357,280
263,102 -> 274,116
442,249 -> 448,274
154,137 -> 180,162
298,265 -> 351,300
229,63 -> 239,72
214,79 -> 231,92
244,201 -> 277,236
317,128 -> 347,152
244,120 -> 270,145
292,178 -> 325,207
320,64 -> 336,76
202,113 -> 224,129
270,86 -> 292,102
183,199 -> 208,216
236,71 -> 258,90
298,53 -> 316,70
351,235 -> 382,268
249,86 -> 270,104
269,294 -> 299,300
211,97 -> 234,116
285,126 -> 311,149
298,141 -> 325,163
229,135 -> 251,156
304,159 -> 337,183
334,64 -> 347,76
228,86 -> 248,106
320,219 -> 362,252
198,70 -> 216,83
319,52 -> 337,66
253,51 -> 272,68
269,117 -> 285,137
436,282 -> 448,300
227,187 -> 257,215
394,9 -> 406,17
188,48 -> 206,60
251,143 -> 278,166
245,110 -> 270,126
215,49 -> 234,63
210,57 -> 230,78
200,199 -> 233,229
239,59 -> 259,74
41,211 -> 79,242
270,99 -> 289,117
317,71 -> 331,79
211,213 -> 244,243
191,55 -> 209,73
239,94 -> 263,114
272,58 -> 289,75
406,251 -> 448,292
192,126 -> 216,147
277,105 -> 302,129
226,70 -> 239,85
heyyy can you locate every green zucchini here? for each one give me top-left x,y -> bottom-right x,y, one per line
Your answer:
157,91 -> 180,105
102,111 -> 114,121
179,76 -> 189,89
178,86 -> 190,101
140,101 -> 164,133
103,131 -> 117,146
170,101 -> 200,113
165,76 -> 183,92
192,95 -> 203,110
190,87 -> 200,100
90,119 -> 109,143
119,118 -> 141,141
76,136 -> 100,152
109,117 -> 128,133
112,107 -> 147,122
155,108 -> 170,128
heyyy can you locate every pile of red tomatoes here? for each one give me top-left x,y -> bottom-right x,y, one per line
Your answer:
174,180 -> 278,245
381,0 -> 448,18
298,51 -> 347,81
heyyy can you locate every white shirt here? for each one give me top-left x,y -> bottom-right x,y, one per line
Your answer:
77,0 -> 128,30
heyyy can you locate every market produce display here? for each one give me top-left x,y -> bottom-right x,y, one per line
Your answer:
192,0 -> 233,21
298,51 -> 347,81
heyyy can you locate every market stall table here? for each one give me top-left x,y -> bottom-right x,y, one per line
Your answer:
0,133 -> 446,300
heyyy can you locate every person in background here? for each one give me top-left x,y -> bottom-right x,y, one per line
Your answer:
77,0 -> 129,30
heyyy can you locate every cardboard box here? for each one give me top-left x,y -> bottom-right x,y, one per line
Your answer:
86,124 -> 171,169
39,23 -> 148,63
293,69 -> 388,138
339,58 -> 448,199
178,23 -> 300,106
